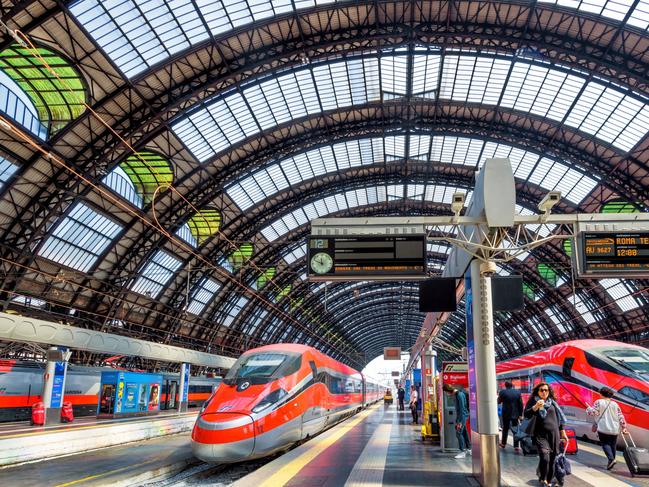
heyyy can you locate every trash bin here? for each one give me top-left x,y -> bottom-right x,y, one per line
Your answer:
61,401 -> 74,423
31,402 -> 45,426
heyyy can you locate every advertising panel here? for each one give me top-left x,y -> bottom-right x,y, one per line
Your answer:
50,361 -> 66,408
182,363 -> 191,403
148,383 -> 160,410
465,271 -> 478,432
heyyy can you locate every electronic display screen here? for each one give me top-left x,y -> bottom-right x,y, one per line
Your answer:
307,235 -> 426,280
578,232 -> 649,277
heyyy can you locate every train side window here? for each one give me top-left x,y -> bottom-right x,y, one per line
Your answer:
618,386 -> 649,405
309,360 -> 318,381
562,357 -> 575,378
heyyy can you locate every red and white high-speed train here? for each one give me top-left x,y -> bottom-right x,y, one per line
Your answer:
496,340 -> 649,447
191,343 -> 383,463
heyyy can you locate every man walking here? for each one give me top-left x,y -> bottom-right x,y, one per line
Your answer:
443,384 -> 471,458
497,380 -> 524,452
397,387 -> 405,411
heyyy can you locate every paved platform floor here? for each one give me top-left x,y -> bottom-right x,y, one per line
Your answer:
0,403 -> 647,486
236,404 -> 649,487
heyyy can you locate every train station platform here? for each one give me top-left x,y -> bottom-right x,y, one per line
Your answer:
0,410 -> 197,467
0,404 -> 646,486
235,404 -> 649,487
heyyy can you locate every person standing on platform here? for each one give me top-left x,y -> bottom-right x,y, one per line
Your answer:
443,384 -> 471,458
586,386 -> 627,470
498,380 -> 524,452
398,387 -> 405,411
409,385 -> 419,424
524,382 -> 569,487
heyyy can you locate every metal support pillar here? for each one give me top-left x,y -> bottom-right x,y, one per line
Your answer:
468,259 -> 500,486
178,363 -> 190,412
42,347 -> 70,424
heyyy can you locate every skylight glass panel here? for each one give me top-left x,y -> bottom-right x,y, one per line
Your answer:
427,243 -> 451,255
222,295 -> 250,327
187,277 -> 221,315
130,250 -> 182,298
600,278 -> 641,311
538,0 -> 636,24
0,69 -> 47,138
565,83 -> 649,151
527,157 -> 598,204
103,165 -> 142,208
39,203 -> 122,272
412,54 -> 441,96
628,1 -> 649,29
544,306 -> 569,334
501,63 -> 585,121
381,55 -> 409,96
440,56 -> 509,104
69,0 -> 208,77
245,309 -> 268,336
0,156 -> 17,191
501,240 -> 530,261
10,294 -> 47,309
175,223 -> 197,247
568,293 -> 597,325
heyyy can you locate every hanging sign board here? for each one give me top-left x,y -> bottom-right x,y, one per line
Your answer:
576,232 -> 649,277
384,347 -> 401,360
391,371 -> 400,377
307,235 -> 426,281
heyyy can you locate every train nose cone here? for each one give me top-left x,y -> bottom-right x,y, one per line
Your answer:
191,412 -> 256,463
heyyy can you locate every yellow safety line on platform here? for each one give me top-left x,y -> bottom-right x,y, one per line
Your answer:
259,405 -> 378,487
53,458 -> 161,487
0,413 -> 196,440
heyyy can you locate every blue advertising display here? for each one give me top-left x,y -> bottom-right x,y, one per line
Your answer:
99,371 -> 162,416
182,363 -> 190,402
51,361 -> 66,408
413,368 -> 422,410
405,379 -> 411,402
465,271 -> 479,431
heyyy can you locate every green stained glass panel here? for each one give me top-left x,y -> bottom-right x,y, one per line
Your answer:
537,263 -> 558,287
187,209 -> 221,245
256,267 -> 276,289
227,243 -> 253,271
563,239 -> 572,257
601,200 -> 640,214
120,152 -> 174,204
0,44 -> 86,134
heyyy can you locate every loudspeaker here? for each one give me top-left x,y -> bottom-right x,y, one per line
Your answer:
418,278 -> 457,312
491,275 -> 524,311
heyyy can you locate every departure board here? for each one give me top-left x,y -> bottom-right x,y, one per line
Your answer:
307,235 -> 426,281
577,232 -> 649,277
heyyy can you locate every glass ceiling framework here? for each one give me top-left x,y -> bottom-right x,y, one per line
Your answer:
168,52 -> 649,163
70,0 -> 649,80
226,135 -> 599,211
260,183 -> 474,242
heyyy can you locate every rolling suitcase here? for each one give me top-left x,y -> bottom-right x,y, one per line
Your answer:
61,401 -> 74,423
564,427 -> 578,455
520,435 -> 536,456
622,431 -> 649,477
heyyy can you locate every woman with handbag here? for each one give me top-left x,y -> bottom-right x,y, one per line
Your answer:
524,382 -> 569,487
586,387 -> 628,470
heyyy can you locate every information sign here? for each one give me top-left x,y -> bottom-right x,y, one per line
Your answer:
384,347 -> 401,360
577,232 -> 649,277
50,362 -> 65,408
307,235 -> 426,281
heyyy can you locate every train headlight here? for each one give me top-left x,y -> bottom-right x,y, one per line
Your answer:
252,388 -> 288,413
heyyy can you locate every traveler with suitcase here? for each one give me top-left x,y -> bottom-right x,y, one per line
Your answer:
586,386 -> 627,470
622,431 -> 649,477
524,382 -> 569,487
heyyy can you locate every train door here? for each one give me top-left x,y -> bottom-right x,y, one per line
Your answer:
168,381 -> 178,409
99,384 -> 115,414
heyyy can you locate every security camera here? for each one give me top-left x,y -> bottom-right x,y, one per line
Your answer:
538,191 -> 561,213
451,192 -> 465,216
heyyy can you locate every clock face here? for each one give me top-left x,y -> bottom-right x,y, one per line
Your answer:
310,252 -> 334,274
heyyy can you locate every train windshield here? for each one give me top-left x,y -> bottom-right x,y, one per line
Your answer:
601,349 -> 649,375
224,352 -> 301,384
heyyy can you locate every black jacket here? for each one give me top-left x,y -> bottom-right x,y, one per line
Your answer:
498,388 -> 523,418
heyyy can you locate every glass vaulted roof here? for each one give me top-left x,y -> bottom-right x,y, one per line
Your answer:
226,135 -> 598,210
170,53 -> 649,163
70,0 -> 649,79
260,183 -> 473,242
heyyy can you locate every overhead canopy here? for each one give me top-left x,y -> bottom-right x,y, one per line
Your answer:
0,0 -> 647,368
